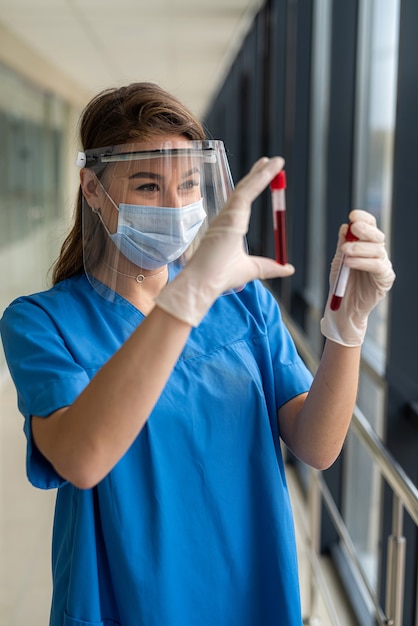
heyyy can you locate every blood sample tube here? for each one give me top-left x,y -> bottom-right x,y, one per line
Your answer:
330,223 -> 359,311
270,170 -> 287,265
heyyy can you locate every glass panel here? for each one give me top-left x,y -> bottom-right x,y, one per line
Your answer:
353,0 -> 400,372
305,0 -> 332,355
343,371 -> 385,592
0,64 -> 69,374
342,0 -> 400,614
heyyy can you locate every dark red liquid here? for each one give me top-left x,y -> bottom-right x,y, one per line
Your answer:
330,294 -> 343,311
329,222 -> 359,310
274,211 -> 287,264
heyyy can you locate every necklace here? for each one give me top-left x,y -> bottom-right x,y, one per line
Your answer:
104,262 -> 167,284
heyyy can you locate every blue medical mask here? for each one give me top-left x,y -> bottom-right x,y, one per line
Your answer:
105,199 -> 206,270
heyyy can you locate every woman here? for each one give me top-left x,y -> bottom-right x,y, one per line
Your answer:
0,82 -> 395,626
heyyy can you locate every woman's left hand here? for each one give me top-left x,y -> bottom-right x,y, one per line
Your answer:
321,209 -> 396,346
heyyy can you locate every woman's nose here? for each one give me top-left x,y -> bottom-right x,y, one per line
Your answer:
162,187 -> 183,208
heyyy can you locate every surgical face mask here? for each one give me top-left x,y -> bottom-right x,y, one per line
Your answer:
105,199 -> 206,270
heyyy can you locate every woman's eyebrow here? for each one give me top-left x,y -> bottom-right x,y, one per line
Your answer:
183,167 -> 200,177
128,171 -> 162,181
128,167 -> 200,181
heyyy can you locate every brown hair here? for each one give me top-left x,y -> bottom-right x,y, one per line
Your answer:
52,82 -> 206,284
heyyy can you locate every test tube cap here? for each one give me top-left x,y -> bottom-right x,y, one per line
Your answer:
270,169 -> 286,190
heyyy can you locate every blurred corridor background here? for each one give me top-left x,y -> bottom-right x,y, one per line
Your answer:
1,1 -> 417,624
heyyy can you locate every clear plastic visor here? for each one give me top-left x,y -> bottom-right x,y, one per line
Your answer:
80,139 -> 235,301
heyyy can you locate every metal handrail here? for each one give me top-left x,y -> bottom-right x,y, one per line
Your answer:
350,407 -> 418,525
279,305 -> 418,626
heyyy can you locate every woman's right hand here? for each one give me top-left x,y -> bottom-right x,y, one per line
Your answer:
156,156 -> 294,326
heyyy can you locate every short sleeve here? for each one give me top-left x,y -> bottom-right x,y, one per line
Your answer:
1,298 -> 90,489
256,282 -> 313,407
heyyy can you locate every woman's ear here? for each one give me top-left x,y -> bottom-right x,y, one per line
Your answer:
80,169 -> 100,208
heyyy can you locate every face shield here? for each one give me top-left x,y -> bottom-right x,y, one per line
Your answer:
78,139 -> 238,302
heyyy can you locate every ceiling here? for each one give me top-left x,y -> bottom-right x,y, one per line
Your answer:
0,0 -> 263,118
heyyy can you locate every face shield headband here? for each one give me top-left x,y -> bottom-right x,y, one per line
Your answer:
78,139 -> 239,302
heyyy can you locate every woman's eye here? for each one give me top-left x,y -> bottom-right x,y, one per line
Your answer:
180,179 -> 199,191
137,183 -> 160,192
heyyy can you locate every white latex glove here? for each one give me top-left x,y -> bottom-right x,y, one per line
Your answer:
155,157 -> 295,326
320,209 -> 395,347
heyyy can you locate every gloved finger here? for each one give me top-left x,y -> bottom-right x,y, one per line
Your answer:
347,219 -> 386,244
348,209 -> 377,227
344,244 -> 394,283
208,156 -> 285,235
221,258 -> 295,291
345,254 -> 393,276
335,223 -> 349,249
232,156 -> 284,201
237,156 -> 285,199
342,240 -> 388,260
249,258 -> 295,281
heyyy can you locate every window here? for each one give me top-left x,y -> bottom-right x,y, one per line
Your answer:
353,0 -> 400,372
0,64 -> 69,373
305,0 -> 332,354
342,0 -> 401,606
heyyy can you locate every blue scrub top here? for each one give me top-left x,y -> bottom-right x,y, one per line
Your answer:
1,271 -> 312,626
